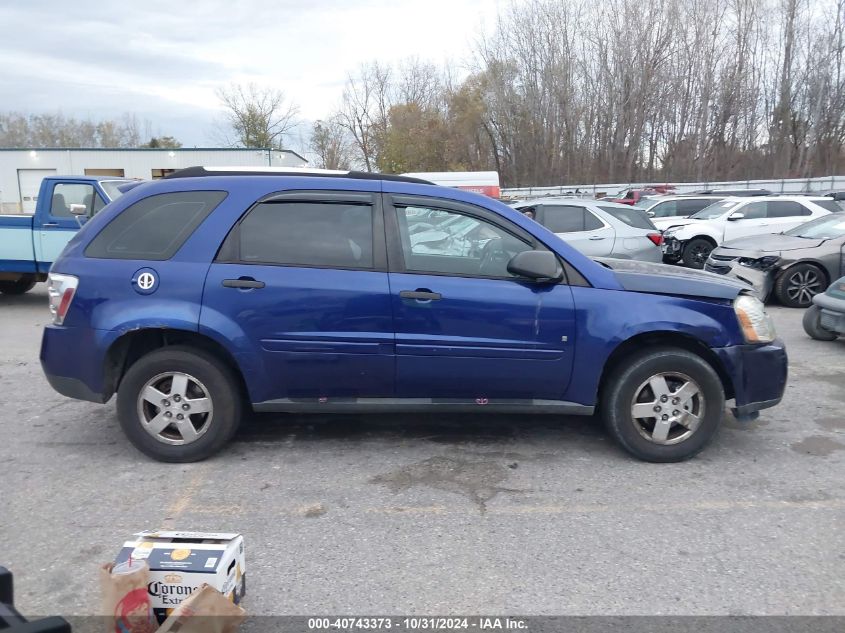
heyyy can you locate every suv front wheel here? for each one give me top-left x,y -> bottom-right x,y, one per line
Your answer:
117,346 -> 242,462
602,348 -> 725,462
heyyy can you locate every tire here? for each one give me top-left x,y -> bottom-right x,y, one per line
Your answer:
0,275 -> 36,295
117,345 -> 243,462
602,347 -> 725,462
681,238 -> 714,269
802,305 -> 838,341
774,263 -> 826,308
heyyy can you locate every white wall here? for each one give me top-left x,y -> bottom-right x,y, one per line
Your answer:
0,148 -> 308,213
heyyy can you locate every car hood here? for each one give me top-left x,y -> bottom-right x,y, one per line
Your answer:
718,234 -> 825,254
594,257 -> 750,300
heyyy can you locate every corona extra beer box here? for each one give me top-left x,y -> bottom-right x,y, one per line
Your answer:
113,530 -> 246,623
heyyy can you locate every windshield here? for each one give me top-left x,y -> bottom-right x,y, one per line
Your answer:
784,213 -> 845,239
99,179 -> 134,200
690,200 -> 740,220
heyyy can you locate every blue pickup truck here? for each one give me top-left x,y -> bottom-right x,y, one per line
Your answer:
0,176 -> 131,294
40,167 -> 788,463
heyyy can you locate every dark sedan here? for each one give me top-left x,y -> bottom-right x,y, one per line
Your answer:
705,212 -> 845,307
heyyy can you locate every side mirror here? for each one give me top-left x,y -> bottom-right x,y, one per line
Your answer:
68,203 -> 88,227
507,250 -> 563,282
647,211 -> 655,217
727,211 -> 745,221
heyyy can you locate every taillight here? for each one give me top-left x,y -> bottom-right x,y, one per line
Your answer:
47,273 -> 78,325
647,233 -> 663,246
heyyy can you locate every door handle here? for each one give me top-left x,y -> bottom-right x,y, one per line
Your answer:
42,222 -> 58,227
588,235 -> 605,240
400,289 -> 442,301
222,277 -> 265,289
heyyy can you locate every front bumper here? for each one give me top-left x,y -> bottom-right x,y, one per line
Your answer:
704,255 -> 772,300
40,325 -> 110,404
712,339 -> 788,418
662,236 -> 683,256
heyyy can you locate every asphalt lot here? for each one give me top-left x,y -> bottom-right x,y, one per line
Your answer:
1,283 -> 843,617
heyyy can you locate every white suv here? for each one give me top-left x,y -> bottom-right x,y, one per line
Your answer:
661,196 -> 839,268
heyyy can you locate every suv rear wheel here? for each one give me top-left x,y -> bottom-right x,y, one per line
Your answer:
117,346 -> 242,462
602,348 -> 725,462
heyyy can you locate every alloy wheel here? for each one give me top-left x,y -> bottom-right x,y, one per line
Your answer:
136,372 -> 213,445
630,372 -> 704,445
786,269 -> 822,306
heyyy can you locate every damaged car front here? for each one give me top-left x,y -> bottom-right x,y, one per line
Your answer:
705,212 -> 845,307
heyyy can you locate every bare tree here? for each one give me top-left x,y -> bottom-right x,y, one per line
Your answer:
0,112 -> 162,148
335,62 -> 393,171
216,83 -> 299,149
320,0 -> 844,185
309,118 -> 353,170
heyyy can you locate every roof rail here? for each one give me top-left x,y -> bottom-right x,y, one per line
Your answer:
164,166 -> 433,184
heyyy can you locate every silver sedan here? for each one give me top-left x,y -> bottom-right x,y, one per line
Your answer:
513,198 -> 664,262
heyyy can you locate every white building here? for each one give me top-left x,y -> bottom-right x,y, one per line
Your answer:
0,147 -> 308,213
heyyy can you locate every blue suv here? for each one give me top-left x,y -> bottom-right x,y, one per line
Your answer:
40,168 -> 788,463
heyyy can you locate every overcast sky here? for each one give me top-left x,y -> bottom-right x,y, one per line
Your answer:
0,0 -> 507,148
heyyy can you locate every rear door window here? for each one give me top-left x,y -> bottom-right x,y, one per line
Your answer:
583,209 -> 604,231
813,199 -> 841,213
235,201 -> 375,269
543,205 -> 587,232
597,205 -> 655,229
85,191 -> 227,260
767,200 -> 809,218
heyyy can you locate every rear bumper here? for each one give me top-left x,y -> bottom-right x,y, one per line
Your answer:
40,325 -> 110,403
713,339 -> 788,417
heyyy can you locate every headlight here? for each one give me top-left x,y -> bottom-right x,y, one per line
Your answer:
738,255 -> 780,270
734,294 -> 776,343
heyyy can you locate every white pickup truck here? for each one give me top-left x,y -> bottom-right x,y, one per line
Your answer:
660,196 -> 839,268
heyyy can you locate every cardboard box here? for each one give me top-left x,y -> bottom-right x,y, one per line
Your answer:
114,531 -> 245,623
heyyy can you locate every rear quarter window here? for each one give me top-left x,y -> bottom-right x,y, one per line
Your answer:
85,191 -> 227,260
597,205 -> 656,230
815,199 -> 843,213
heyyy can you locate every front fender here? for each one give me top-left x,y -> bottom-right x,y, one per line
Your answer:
565,286 -> 741,406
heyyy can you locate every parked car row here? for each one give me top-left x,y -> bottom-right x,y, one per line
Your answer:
511,189 -> 844,311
